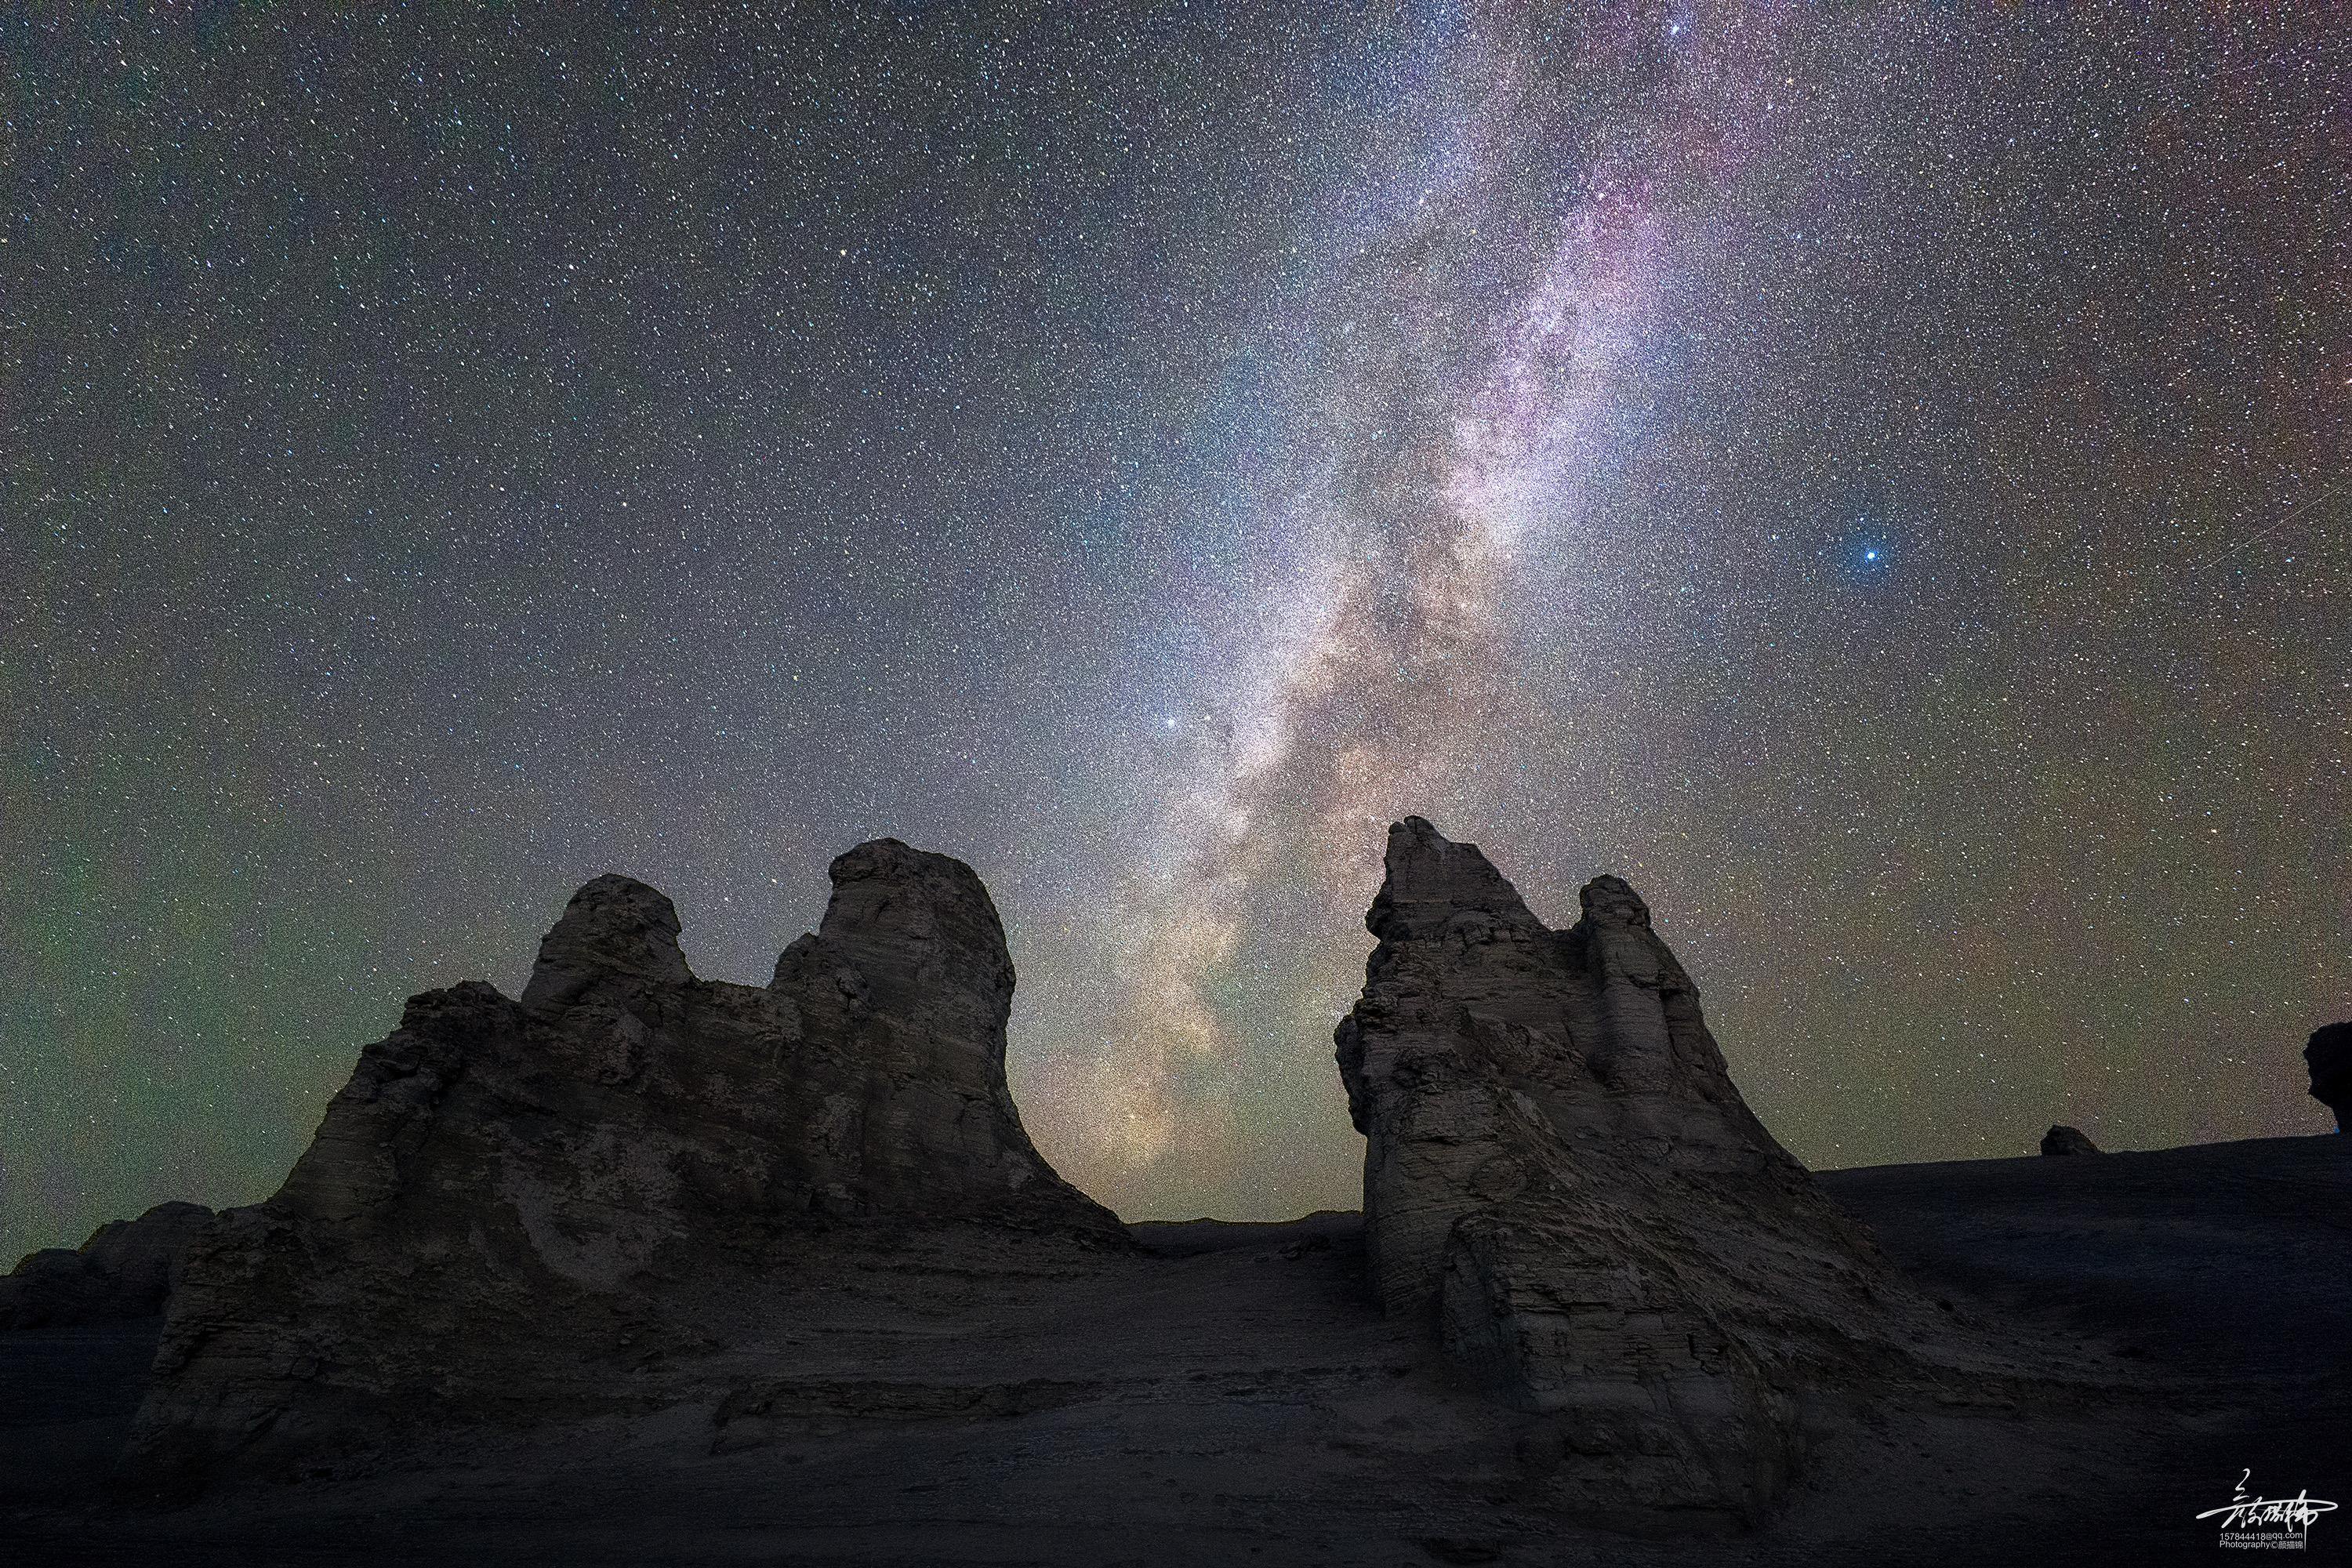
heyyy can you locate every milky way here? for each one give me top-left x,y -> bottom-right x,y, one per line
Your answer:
1021,10 -> 1755,1207
5,5 -> 2346,1250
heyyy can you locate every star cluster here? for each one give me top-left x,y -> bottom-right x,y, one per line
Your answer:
4,5 -> 2345,1252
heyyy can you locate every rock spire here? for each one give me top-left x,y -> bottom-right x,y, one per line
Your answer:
1335,818 -> 1958,1521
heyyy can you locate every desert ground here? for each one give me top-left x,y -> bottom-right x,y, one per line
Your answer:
5,1132 -> 2344,1566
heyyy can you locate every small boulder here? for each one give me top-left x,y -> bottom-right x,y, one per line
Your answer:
2305,1022 -> 2352,1129
2040,1125 -> 2101,1157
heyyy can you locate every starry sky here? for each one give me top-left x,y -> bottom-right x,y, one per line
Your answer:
5,4 -> 2347,1258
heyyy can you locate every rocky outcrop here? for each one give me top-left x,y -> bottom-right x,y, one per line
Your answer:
2307,1022 -> 2352,1129
2040,1125 -> 2101,1156
1334,818 -> 1955,1525
0,1202 -> 215,1329
129,841 -> 1121,1487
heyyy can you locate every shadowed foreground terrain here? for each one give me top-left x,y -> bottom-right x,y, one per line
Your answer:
9,833 -> 2344,1564
3,1134 -> 2346,1566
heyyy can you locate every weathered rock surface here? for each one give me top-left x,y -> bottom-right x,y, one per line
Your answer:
129,841 -> 1122,1486
0,1202 -> 216,1330
2041,1124 -> 2102,1156
1334,818 -> 1961,1523
13,1137 -> 2343,1566
2306,1022 -> 2352,1128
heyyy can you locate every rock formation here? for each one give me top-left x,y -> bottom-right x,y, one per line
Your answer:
129,841 -> 1121,1487
1334,818 -> 1955,1524
0,1201 -> 215,1330
2306,1022 -> 2352,1129
2040,1124 -> 2101,1156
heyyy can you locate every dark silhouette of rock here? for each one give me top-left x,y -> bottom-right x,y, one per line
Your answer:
2041,1124 -> 2102,1156
129,841 -> 1122,1487
1334,818 -> 1959,1523
0,1202 -> 215,1330
2306,1022 -> 2352,1129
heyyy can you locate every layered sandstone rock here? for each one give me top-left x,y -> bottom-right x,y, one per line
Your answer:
0,1201 -> 216,1330
130,841 -> 1120,1485
1334,818 -> 1951,1523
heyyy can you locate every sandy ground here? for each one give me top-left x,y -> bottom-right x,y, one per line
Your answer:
4,1134 -> 2346,1566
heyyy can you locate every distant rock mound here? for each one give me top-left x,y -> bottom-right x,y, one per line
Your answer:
0,1202 -> 215,1330
2041,1125 -> 2101,1156
129,841 -> 1121,1488
1334,818 -> 1961,1524
2306,1022 -> 2352,1129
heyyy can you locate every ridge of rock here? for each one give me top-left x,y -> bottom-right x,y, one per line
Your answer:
1334,817 -> 1963,1523
0,1202 -> 216,1330
129,843 -> 1121,1489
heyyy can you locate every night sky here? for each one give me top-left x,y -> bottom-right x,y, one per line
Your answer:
5,5 -> 2346,1259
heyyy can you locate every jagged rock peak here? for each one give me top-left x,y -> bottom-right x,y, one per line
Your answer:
1365,817 -> 1544,943
1576,871 -> 1650,925
1336,817 -> 1961,1523
825,837 -> 1004,943
776,839 -> 1016,1036
520,873 -> 691,1012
